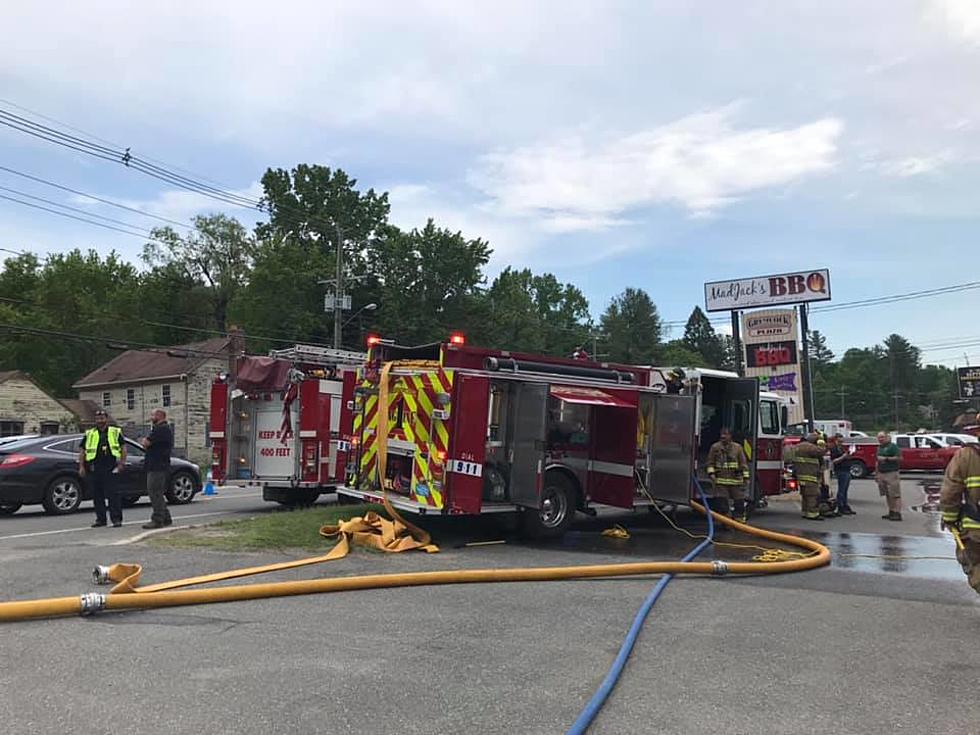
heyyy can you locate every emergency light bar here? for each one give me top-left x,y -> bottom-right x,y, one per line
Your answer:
449,331 -> 466,346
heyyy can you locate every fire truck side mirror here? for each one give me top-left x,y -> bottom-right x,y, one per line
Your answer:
781,406 -> 789,431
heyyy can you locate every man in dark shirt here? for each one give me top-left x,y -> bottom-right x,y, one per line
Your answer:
77,410 -> 127,527
829,434 -> 855,515
141,409 -> 173,529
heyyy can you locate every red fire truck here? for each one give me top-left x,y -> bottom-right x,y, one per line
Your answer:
339,339 -> 788,535
210,344 -> 363,505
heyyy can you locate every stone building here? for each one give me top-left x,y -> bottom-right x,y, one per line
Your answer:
73,338 -> 231,464
0,371 -> 76,437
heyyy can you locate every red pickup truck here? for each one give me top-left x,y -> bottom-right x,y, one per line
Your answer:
841,435 -> 958,477
783,435 -> 959,477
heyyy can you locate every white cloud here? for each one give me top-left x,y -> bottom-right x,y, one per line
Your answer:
879,153 -> 950,177
928,0 -> 980,44
468,109 -> 843,228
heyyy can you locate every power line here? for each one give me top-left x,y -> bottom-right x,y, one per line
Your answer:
0,184 -> 158,235
0,322 -> 233,359
0,293 -> 338,349
0,192 -> 164,241
0,97 -> 243,193
0,164 -> 193,229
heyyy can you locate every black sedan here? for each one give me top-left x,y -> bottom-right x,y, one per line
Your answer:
0,434 -> 201,515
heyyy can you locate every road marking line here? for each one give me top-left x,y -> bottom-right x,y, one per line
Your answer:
0,511 -> 245,541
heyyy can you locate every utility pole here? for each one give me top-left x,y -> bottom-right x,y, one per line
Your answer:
892,391 -> 901,428
799,304 -> 815,432
334,222 -> 343,349
839,385 -> 846,418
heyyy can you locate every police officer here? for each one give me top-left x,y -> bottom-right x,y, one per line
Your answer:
77,410 -> 127,527
793,432 -> 825,521
940,441 -> 980,595
706,427 -> 750,523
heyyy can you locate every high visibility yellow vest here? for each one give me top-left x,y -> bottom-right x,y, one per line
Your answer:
84,426 -> 122,461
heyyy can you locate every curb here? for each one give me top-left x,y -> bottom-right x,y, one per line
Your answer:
110,523 -> 207,546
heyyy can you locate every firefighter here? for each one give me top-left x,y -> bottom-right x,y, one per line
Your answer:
665,368 -> 686,395
793,432 -> 825,521
940,442 -> 980,595
706,427 -> 750,523
76,410 -> 127,528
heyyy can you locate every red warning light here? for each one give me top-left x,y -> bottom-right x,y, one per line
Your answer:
366,334 -> 382,348
449,331 -> 466,346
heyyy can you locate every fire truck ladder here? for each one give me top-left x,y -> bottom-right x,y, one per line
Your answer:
268,344 -> 365,367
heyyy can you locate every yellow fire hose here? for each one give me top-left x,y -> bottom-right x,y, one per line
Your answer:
0,361 -> 831,623
0,508 -> 829,623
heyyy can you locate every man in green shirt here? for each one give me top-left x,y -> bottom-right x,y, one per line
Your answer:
876,431 -> 903,521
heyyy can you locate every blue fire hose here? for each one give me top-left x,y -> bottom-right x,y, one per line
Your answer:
565,479 -> 715,735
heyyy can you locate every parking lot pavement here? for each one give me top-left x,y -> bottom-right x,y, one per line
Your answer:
0,476 -> 976,735
0,488 -> 274,551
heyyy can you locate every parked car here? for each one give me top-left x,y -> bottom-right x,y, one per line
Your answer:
927,433 -> 979,446
0,434 -> 201,515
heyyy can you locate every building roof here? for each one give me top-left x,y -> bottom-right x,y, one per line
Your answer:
57,399 -> 102,425
73,337 -> 231,388
0,370 -> 30,384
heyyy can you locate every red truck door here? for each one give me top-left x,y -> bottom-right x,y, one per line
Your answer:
447,374 -> 491,514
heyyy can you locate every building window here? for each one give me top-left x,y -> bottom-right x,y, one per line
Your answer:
0,421 -> 24,437
162,384 -> 171,407
40,422 -> 60,436
127,388 -> 135,411
102,392 -> 111,408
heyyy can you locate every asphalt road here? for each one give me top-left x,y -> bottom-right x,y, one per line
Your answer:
0,487 -> 275,550
0,475 -> 976,735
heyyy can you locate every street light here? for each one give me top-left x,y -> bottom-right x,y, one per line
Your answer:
342,303 -> 377,329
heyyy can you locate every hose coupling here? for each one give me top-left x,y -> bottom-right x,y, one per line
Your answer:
92,565 -> 112,585
79,592 -> 107,616
711,560 -> 730,576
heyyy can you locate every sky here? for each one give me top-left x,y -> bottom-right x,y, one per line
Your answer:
0,0 -> 979,366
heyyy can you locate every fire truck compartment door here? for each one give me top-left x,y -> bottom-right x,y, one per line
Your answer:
508,382 -> 548,508
649,394 -> 696,504
725,378 -> 760,501
587,402 -> 638,509
549,385 -> 634,408
252,403 -> 299,479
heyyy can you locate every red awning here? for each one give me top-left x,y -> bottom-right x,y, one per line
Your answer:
549,385 -> 635,408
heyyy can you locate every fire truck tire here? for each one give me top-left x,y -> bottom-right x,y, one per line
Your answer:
521,473 -> 576,538
848,461 -> 868,479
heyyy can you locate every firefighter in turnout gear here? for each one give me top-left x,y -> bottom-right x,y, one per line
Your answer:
706,427 -> 750,522
794,432 -> 825,521
940,442 -> 980,595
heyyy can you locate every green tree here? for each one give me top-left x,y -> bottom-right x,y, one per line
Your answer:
807,329 -> 835,368
251,165 -> 392,348
480,268 -> 591,355
660,339 -> 708,367
368,221 -> 490,346
143,214 -> 255,331
600,288 -> 662,364
0,250 -> 143,396
682,306 -> 725,366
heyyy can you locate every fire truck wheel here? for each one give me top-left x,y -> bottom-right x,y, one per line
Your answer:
521,474 -> 576,538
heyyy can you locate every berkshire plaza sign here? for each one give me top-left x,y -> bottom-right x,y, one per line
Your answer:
704,269 -> 831,312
